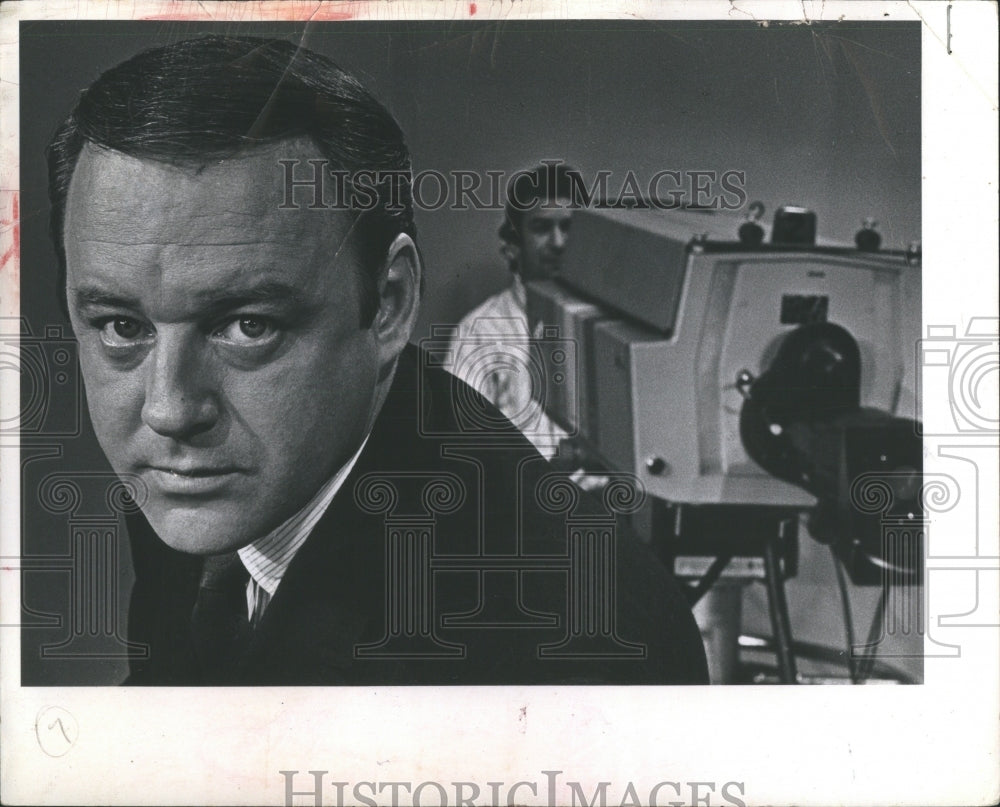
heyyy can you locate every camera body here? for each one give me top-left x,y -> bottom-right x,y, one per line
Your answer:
526,206 -> 920,508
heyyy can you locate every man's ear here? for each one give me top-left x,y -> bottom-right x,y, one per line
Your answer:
500,240 -> 520,267
372,233 -> 421,368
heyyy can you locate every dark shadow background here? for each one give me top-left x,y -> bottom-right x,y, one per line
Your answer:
18,20 -> 921,684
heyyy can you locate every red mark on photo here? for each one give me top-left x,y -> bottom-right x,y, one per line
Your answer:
142,1 -> 355,21
0,191 -> 19,283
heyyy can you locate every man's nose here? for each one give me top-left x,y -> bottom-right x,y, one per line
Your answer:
141,333 -> 220,440
550,226 -> 568,252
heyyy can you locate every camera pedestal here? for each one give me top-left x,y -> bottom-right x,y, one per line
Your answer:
690,580 -> 746,685
649,501 -> 801,684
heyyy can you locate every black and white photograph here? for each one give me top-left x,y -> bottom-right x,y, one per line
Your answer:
1,2 -> 997,805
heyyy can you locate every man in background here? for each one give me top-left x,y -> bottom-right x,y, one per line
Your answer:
446,164 -> 575,461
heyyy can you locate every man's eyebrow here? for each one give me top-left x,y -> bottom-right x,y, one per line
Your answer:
69,281 -> 316,312
193,281 -> 316,310
68,286 -> 140,309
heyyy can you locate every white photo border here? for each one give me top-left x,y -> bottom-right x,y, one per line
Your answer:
1,2 -> 997,805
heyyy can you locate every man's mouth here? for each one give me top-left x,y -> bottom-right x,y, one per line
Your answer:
144,465 -> 242,495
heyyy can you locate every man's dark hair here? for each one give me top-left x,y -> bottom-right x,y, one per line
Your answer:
47,35 -> 415,326
498,162 -> 575,250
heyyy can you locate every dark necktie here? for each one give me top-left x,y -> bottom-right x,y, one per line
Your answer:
190,552 -> 251,683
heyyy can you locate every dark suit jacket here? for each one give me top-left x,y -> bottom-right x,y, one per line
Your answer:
125,345 -> 708,685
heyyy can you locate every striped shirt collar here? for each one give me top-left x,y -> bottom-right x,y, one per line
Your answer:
237,436 -> 369,598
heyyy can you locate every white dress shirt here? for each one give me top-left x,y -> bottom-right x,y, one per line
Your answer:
446,276 -> 568,459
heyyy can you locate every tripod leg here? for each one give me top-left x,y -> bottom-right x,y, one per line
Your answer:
763,536 -> 798,683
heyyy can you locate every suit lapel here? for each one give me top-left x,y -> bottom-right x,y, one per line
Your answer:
238,485 -> 382,680
238,348 -> 425,682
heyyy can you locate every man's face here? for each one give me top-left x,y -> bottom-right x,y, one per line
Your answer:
64,141 -> 383,555
516,198 -> 573,282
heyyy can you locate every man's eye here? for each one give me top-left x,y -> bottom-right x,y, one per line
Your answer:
98,317 -> 151,346
215,316 -> 276,344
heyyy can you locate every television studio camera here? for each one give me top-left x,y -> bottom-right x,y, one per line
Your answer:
524,203 -> 923,684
